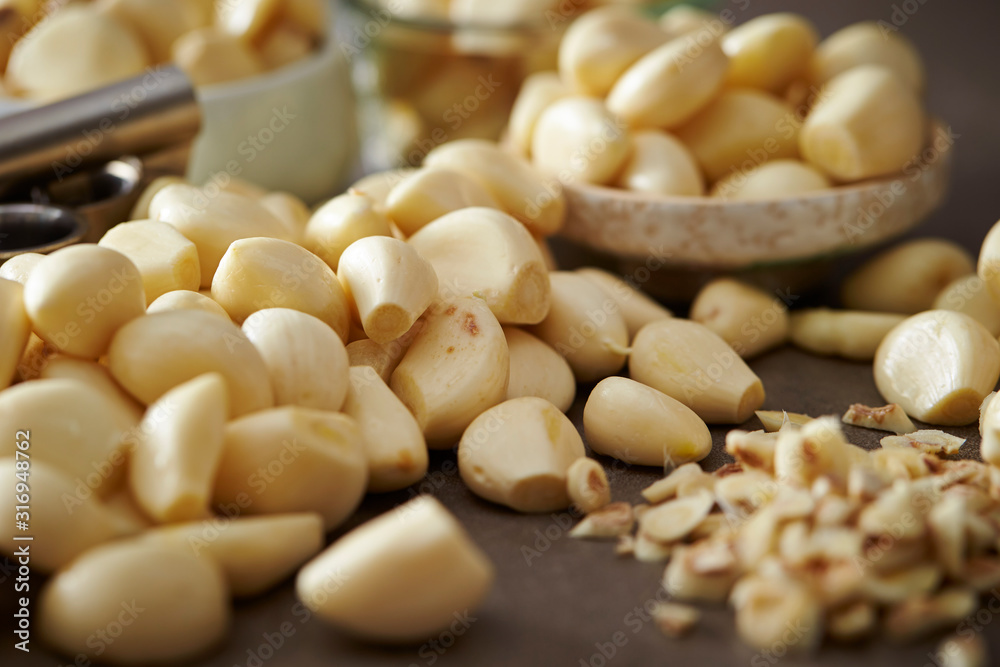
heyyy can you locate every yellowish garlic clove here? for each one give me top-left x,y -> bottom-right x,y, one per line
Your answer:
408,207 -> 550,325
721,13 -> 818,93
507,71 -> 571,158
614,129 -> 705,197
933,274 -> 1000,337
172,27 -> 263,86
711,159 -> 830,200
108,310 -> 274,417
23,245 -> 146,359
338,236 -> 438,343
674,88 -> 799,183
531,96 -> 632,186
424,139 -> 566,236
529,271 -> 628,382
458,397 -> 585,513
690,278 -> 789,359
0,252 -> 44,285
502,326 -> 576,413
129,373 -> 228,523
385,167 -> 501,237
211,237 -> 351,341
584,377 -> 711,467
789,308 -> 906,361
841,238 -> 975,314
799,65 -> 925,182
342,365 -> 428,493
39,540 -> 230,663
809,21 -> 925,93
297,496 -> 493,643
304,191 -> 393,270
138,513 -> 323,597
146,289 -> 231,319
0,278 -> 31,388
390,297 -> 509,448
875,310 -> 1000,426
214,406 -> 368,530
606,34 -> 729,129
99,219 -> 201,305
576,267 -> 672,338
630,318 -> 765,424
149,184 -> 293,287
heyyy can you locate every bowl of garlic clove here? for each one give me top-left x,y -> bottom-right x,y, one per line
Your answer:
0,0 -> 358,204
505,8 -> 952,294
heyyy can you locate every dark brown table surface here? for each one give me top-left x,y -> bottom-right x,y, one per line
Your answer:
5,0 -> 1000,665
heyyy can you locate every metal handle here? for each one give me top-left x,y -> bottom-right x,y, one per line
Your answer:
0,65 -> 200,184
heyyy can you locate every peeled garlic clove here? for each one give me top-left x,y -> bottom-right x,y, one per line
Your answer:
1,457 -> 128,573
130,373 -> 227,523
507,71 -> 571,157
674,88 -> 799,183
933,274 -> 1000,337
613,129 -> 705,197
108,310 -> 274,417
711,159 -> 830,200
584,377 -> 711,467
260,191 -> 310,240
529,271 -> 628,382
39,541 -> 230,663
343,365 -> 428,493
99,220 -> 201,304
139,513 -> 323,597
215,0 -> 280,42
0,278 -> 30,387
38,356 -> 144,425
172,27 -> 263,86
304,191 -> 393,270
630,319 -> 765,424
214,407 -> 368,530
502,326 -> 575,412
24,245 -> 146,359
0,252 -> 44,284
721,13 -> 818,93
408,207 -> 550,325
557,6 -> 667,97
149,184 -> 293,287
800,65 -> 925,182
297,496 -> 493,643
101,0 -> 208,64
576,268 -> 672,337
424,139 -> 566,236
690,278 -> 789,359
211,237 -> 351,340
7,5 -> 148,101
606,35 -> 729,129
981,392 -> 1000,467
345,325 -> 419,385
0,378 -> 134,495
841,238 -> 975,314
658,5 -> 724,39
531,96 -> 631,185
458,397 -> 584,513
337,236 -> 438,343
809,21 -> 925,92
789,308 -> 906,361
147,289 -> 231,319
875,310 -> 1000,426
242,308 -> 349,411
391,297 -> 509,448
385,168 -> 500,237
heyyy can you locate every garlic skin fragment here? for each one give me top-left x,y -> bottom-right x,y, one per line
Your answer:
630,319 -> 765,424
584,377 -> 712,467
296,496 -> 494,643
458,397 -> 585,513
875,310 -> 1000,426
